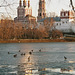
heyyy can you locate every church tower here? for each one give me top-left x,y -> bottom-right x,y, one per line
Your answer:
37,0 -> 46,21
14,0 -> 34,23
25,0 -> 32,16
19,0 -> 22,7
28,0 -> 30,7
17,0 -> 25,21
23,0 -> 26,7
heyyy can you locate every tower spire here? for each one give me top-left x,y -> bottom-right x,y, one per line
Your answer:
28,0 -> 30,7
23,0 -> 26,7
19,0 -> 22,7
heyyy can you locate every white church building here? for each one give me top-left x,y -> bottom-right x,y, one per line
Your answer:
54,10 -> 75,33
36,0 -> 75,33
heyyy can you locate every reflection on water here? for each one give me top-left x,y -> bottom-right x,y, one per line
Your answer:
17,60 -> 75,75
0,43 -> 75,75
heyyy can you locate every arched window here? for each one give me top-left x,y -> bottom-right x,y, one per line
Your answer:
40,13 -> 41,16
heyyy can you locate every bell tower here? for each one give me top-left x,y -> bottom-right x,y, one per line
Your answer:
19,0 -> 22,7
17,0 -> 25,21
37,0 -> 46,21
23,0 -> 26,7
28,0 -> 30,7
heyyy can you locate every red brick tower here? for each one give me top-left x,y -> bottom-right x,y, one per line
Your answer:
37,0 -> 46,21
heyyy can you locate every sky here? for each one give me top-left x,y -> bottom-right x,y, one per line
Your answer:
0,0 -> 75,19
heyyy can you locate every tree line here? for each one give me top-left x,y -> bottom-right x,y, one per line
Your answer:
0,17 -> 63,40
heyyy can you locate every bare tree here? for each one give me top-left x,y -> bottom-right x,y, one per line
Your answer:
70,0 -> 75,12
51,29 -> 63,39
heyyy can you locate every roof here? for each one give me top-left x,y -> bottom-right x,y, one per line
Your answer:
38,17 -> 61,22
25,15 -> 35,18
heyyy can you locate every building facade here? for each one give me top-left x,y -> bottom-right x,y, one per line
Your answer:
60,10 -> 74,22
55,10 -> 75,33
37,9 -> 75,33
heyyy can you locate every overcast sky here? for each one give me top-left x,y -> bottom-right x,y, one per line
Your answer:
0,0 -> 75,19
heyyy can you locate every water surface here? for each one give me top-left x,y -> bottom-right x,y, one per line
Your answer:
0,42 -> 75,75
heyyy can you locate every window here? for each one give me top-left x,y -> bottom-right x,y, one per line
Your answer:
19,15 -> 23,17
43,13 -> 44,16
19,9 -> 23,13
40,13 -> 41,16
66,13 -> 68,16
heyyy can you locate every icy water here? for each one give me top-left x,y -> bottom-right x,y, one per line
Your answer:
0,42 -> 75,75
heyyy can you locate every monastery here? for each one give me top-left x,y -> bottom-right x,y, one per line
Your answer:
14,0 -> 75,33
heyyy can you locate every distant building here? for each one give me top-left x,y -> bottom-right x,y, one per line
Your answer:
46,12 -> 57,17
37,9 -> 75,33
37,0 -> 46,21
54,10 -> 75,33
60,10 -> 74,22
14,0 -> 75,34
14,0 -> 36,24
37,17 -> 61,26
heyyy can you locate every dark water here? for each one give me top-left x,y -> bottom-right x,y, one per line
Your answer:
0,42 -> 75,75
